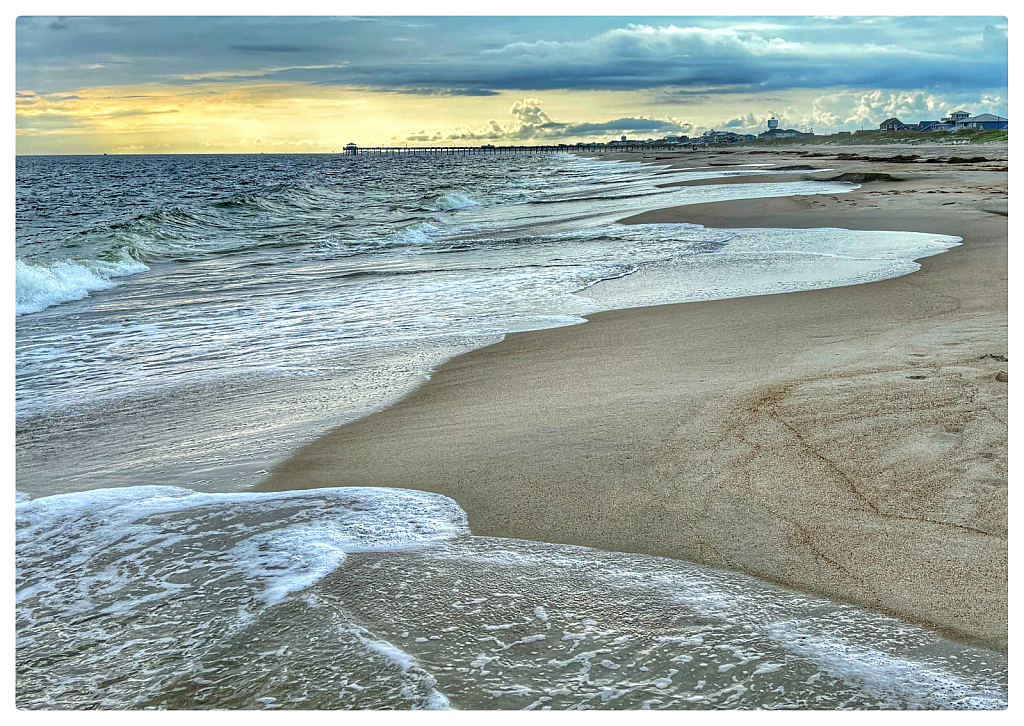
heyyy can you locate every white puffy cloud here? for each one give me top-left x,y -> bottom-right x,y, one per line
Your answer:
390,98 -> 693,143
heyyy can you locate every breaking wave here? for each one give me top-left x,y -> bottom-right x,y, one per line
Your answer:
427,192 -> 479,211
15,256 -> 150,316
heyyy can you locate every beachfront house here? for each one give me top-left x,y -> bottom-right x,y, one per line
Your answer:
925,110 -> 1007,132
879,118 -> 910,132
875,110 -> 1006,134
926,111 -> 969,132
959,113 -> 1009,130
699,130 -> 743,144
756,127 -> 813,140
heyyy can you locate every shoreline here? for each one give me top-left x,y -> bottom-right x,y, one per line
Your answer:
258,144 -> 1008,652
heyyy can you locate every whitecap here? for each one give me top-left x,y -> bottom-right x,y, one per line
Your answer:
427,192 -> 479,211
15,256 -> 149,316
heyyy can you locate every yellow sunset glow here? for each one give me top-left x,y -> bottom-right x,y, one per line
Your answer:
16,81 -> 827,155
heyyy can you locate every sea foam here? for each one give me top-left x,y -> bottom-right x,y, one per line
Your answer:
15,485 -> 469,710
16,485 -> 468,620
15,256 -> 149,316
428,192 -> 479,211
15,485 -> 1007,710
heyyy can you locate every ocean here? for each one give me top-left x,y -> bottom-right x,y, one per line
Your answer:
15,152 -> 1003,709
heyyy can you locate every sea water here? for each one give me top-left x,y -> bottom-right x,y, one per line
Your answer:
16,152 -> 1000,709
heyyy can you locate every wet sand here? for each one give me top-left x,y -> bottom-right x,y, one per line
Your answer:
259,144 -> 1008,653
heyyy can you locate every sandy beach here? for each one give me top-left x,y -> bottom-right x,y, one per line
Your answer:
259,144 -> 1008,653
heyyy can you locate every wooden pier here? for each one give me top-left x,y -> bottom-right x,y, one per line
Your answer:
342,144 -> 689,155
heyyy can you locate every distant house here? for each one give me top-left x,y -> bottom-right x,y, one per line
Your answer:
917,120 -> 941,132
960,113 -> 1008,130
741,134 -> 757,142
922,110 -> 1008,132
879,118 -> 910,132
926,111 -> 966,132
756,128 -> 813,140
700,131 -> 742,144
697,129 -> 743,144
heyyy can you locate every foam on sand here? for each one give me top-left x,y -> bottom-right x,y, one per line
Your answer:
16,486 -> 1007,709
16,485 -> 468,708
17,485 -> 467,613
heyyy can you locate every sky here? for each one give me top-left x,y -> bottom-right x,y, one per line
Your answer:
14,12 -> 1010,154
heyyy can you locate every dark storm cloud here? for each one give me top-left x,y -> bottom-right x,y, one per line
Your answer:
15,16 -> 1008,96
561,118 -> 686,135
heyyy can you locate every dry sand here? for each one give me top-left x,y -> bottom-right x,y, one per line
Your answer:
259,144 -> 1008,653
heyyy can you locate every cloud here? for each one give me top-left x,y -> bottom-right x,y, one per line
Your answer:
390,98 -> 691,143
15,16 -> 1008,97
404,129 -> 445,143
562,118 -> 693,136
229,44 -> 325,54
982,24 -> 1009,56
721,113 -> 759,129
382,87 -> 500,97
